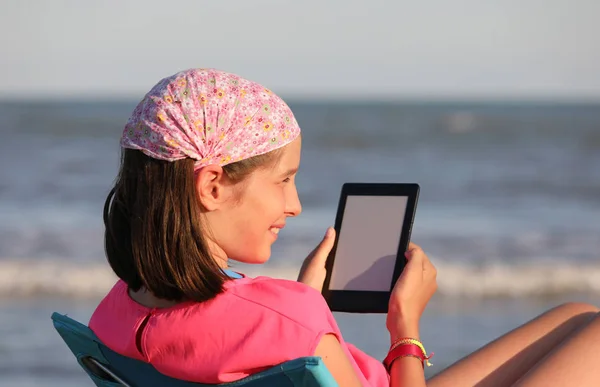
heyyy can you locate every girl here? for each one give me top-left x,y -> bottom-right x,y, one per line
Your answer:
90,68 -> 600,386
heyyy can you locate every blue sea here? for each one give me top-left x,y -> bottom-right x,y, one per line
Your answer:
1,100 -> 599,386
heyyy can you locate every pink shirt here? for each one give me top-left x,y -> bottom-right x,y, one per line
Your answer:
89,274 -> 389,386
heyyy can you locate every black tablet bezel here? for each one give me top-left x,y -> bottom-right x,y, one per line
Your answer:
321,183 -> 420,314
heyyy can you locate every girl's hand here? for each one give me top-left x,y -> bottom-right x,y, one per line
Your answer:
297,227 -> 336,292
387,243 -> 437,340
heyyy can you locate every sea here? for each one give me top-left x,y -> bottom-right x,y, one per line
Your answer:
0,99 -> 599,386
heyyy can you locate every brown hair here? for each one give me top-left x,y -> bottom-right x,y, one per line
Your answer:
103,148 -> 282,303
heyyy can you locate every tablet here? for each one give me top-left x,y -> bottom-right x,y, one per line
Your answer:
321,183 -> 420,313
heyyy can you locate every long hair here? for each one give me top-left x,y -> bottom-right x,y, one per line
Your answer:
103,148 -> 281,302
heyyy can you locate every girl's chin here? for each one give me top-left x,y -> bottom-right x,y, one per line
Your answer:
229,251 -> 272,265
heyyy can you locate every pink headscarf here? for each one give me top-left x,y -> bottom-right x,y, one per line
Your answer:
121,68 -> 301,169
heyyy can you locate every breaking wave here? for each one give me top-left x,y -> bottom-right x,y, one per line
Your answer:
1,258 -> 599,299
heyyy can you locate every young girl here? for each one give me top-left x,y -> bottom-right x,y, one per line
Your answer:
90,68 -> 600,386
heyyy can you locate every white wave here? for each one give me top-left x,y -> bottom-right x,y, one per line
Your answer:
0,259 -> 118,299
1,259 -> 600,299
435,261 -> 600,298
0,259 -> 300,299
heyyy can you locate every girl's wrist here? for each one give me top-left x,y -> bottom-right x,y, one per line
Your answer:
388,323 -> 420,343
389,330 -> 420,344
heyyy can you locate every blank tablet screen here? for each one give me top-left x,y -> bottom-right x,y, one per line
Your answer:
328,195 -> 408,291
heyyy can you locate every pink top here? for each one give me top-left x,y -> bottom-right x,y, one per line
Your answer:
89,275 -> 390,386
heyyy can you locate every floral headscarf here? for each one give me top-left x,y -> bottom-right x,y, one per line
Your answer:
121,68 -> 301,169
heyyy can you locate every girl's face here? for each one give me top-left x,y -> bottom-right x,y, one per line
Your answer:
205,136 -> 303,266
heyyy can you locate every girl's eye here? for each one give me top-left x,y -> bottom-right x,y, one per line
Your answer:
283,177 -> 291,183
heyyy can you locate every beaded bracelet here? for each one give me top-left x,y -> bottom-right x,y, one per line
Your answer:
390,338 -> 427,356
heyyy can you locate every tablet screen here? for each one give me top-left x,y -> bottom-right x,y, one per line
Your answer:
329,195 -> 408,291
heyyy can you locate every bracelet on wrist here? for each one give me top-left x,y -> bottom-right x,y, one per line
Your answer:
383,338 -> 434,370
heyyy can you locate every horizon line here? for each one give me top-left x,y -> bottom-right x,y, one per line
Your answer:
2,92 -> 600,105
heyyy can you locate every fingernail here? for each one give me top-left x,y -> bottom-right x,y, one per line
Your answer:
325,227 -> 333,238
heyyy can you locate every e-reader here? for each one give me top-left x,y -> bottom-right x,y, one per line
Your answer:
321,183 -> 420,313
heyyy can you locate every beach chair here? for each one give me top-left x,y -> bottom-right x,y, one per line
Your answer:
51,312 -> 337,387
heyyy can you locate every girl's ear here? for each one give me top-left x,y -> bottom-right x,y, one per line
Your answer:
195,165 -> 232,211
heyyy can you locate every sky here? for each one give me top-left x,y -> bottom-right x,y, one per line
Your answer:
1,0 -> 599,100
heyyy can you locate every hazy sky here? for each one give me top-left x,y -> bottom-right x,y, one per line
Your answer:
1,0 -> 599,100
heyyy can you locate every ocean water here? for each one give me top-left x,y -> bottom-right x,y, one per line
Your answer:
1,100 -> 599,385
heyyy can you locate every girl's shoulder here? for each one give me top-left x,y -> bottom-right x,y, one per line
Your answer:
229,275 -> 321,298
91,276 -> 334,335
225,275 -> 333,328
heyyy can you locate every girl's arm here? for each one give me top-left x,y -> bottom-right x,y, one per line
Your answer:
314,334 -> 363,386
